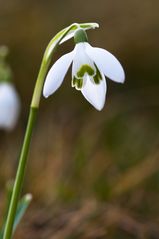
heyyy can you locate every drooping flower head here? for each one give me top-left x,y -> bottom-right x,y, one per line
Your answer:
43,26 -> 125,110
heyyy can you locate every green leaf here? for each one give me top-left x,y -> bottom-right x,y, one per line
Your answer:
13,194 -> 32,233
0,194 -> 32,238
0,180 -> 14,239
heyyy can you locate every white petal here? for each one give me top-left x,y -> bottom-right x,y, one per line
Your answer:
43,51 -> 74,97
72,43 -> 96,78
0,83 -> 20,131
85,43 -> 125,83
81,74 -> 106,111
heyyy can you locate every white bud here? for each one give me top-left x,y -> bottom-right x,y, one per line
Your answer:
0,83 -> 20,131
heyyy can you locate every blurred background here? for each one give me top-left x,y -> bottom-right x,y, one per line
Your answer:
0,0 -> 159,238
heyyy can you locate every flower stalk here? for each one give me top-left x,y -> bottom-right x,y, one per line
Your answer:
2,107 -> 37,239
3,22 -> 98,239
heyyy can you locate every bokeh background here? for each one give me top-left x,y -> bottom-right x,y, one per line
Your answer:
0,0 -> 159,238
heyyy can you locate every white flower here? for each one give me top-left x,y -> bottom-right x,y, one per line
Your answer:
0,83 -> 20,131
43,29 -> 125,111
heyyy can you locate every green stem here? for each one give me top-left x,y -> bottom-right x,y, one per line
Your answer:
3,107 -> 37,239
2,22 -> 97,239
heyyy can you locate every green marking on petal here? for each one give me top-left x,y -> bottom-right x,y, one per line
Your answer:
93,65 -> 102,84
93,74 -> 100,84
77,64 -> 95,78
72,76 -> 83,89
76,79 -> 83,89
96,65 -> 102,79
72,76 -> 77,87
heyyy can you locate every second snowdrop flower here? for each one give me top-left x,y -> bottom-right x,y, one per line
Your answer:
0,46 -> 20,131
0,82 -> 20,130
43,28 -> 125,110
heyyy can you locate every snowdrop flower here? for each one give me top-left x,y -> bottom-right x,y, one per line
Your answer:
0,83 -> 20,131
43,28 -> 125,110
0,46 -> 20,131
